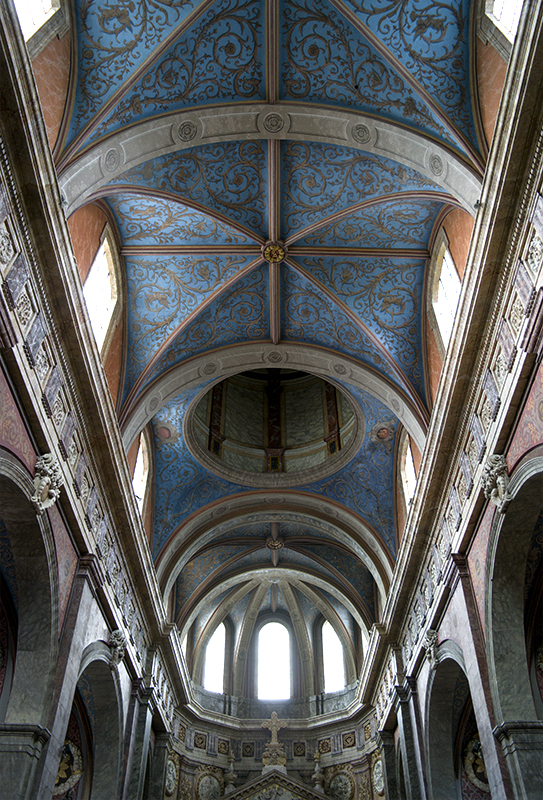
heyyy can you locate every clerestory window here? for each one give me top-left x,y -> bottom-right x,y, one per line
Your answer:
490,0 -> 524,40
82,229 -> 120,358
132,431 -> 150,515
322,620 -> 345,693
258,622 -> 291,699
203,622 -> 226,693
13,0 -> 59,41
402,436 -> 418,505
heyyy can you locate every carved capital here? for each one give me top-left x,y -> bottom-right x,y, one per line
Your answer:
108,629 -> 127,666
481,453 -> 510,512
30,453 -> 64,514
422,629 -> 438,670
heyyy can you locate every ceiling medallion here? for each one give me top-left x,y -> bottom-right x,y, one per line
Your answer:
178,121 -> 197,141
352,123 -> 371,144
266,536 -> 284,550
430,154 -> 444,176
264,112 -> 284,133
263,241 -> 286,263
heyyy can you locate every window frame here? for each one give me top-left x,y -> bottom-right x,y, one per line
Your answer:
15,0 -> 70,59
256,618 -> 293,701
82,225 -> 122,361
131,425 -> 153,524
427,228 -> 462,361
477,0 -> 525,61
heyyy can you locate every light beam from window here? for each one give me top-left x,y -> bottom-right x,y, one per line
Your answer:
13,0 -> 58,41
258,622 -> 290,699
322,621 -> 345,693
203,623 -> 225,693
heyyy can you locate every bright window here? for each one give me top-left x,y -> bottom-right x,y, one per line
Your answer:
322,621 -> 345,692
83,235 -> 118,354
132,434 -> 149,513
433,249 -> 461,349
13,0 -> 58,40
203,623 -> 225,693
403,439 -> 417,503
492,0 -> 523,39
258,622 -> 290,699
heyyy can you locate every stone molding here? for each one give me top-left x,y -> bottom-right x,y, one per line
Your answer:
58,103 -> 482,216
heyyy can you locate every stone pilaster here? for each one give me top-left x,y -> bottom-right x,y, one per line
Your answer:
147,732 -> 173,800
493,721 -> 543,800
0,723 -> 50,800
123,682 -> 154,800
375,730 -> 398,800
393,684 -> 425,800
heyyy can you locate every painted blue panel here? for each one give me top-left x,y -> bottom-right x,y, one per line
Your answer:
297,542 -> 376,605
107,194 -> 256,245
69,0 -> 199,143
123,252 -> 258,395
281,141 -> 442,235
141,264 -> 269,391
298,383 -> 398,554
151,380 -> 398,558
293,255 -> 426,398
107,141 -> 268,237
339,0 -> 476,142
281,0 -> 463,153
281,264 -> 408,394
91,0 -> 265,143
295,196 -> 442,248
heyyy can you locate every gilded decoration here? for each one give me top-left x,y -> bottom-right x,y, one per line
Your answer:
91,0 -> 263,141
196,765 -> 224,799
53,740 -> 84,797
463,738 -> 490,793
281,0 -> 453,146
324,764 -> 354,800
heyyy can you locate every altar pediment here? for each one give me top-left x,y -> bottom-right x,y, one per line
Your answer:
227,769 -> 325,800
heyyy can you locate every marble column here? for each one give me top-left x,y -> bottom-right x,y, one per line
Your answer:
493,721 -> 543,800
0,723 -> 50,800
393,684 -> 425,800
147,732 -> 173,800
376,730 -> 398,800
123,683 -> 154,800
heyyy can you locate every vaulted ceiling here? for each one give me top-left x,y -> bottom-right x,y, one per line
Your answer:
56,0 -> 482,692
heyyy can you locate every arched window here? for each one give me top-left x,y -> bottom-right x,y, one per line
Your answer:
402,436 -> 418,504
258,622 -> 290,699
203,622 -> 226,693
83,228 -> 120,357
434,248 -> 461,349
13,0 -> 59,40
132,431 -> 150,515
322,621 -> 345,693
489,0 -> 523,40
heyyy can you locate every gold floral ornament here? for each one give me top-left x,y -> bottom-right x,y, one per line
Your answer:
464,737 -> 490,793
263,242 -> 286,263
53,740 -> 83,797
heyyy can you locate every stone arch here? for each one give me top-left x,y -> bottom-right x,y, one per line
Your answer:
485,457 -> 543,723
59,104 -> 482,216
121,343 -> 428,456
425,641 -> 468,799
0,449 -> 58,728
78,642 -> 124,800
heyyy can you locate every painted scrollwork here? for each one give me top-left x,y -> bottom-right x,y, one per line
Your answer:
297,255 -> 424,393
31,453 -> 64,514
342,0 -> 473,136
481,454 -> 510,512
93,0 -> 263,139
283,141 -> 439,233
299,198 -> 441,249
75,0 -> 194,131
283,0 -> 451,144
109,141 -> 267,235
108,194 -> 253,247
